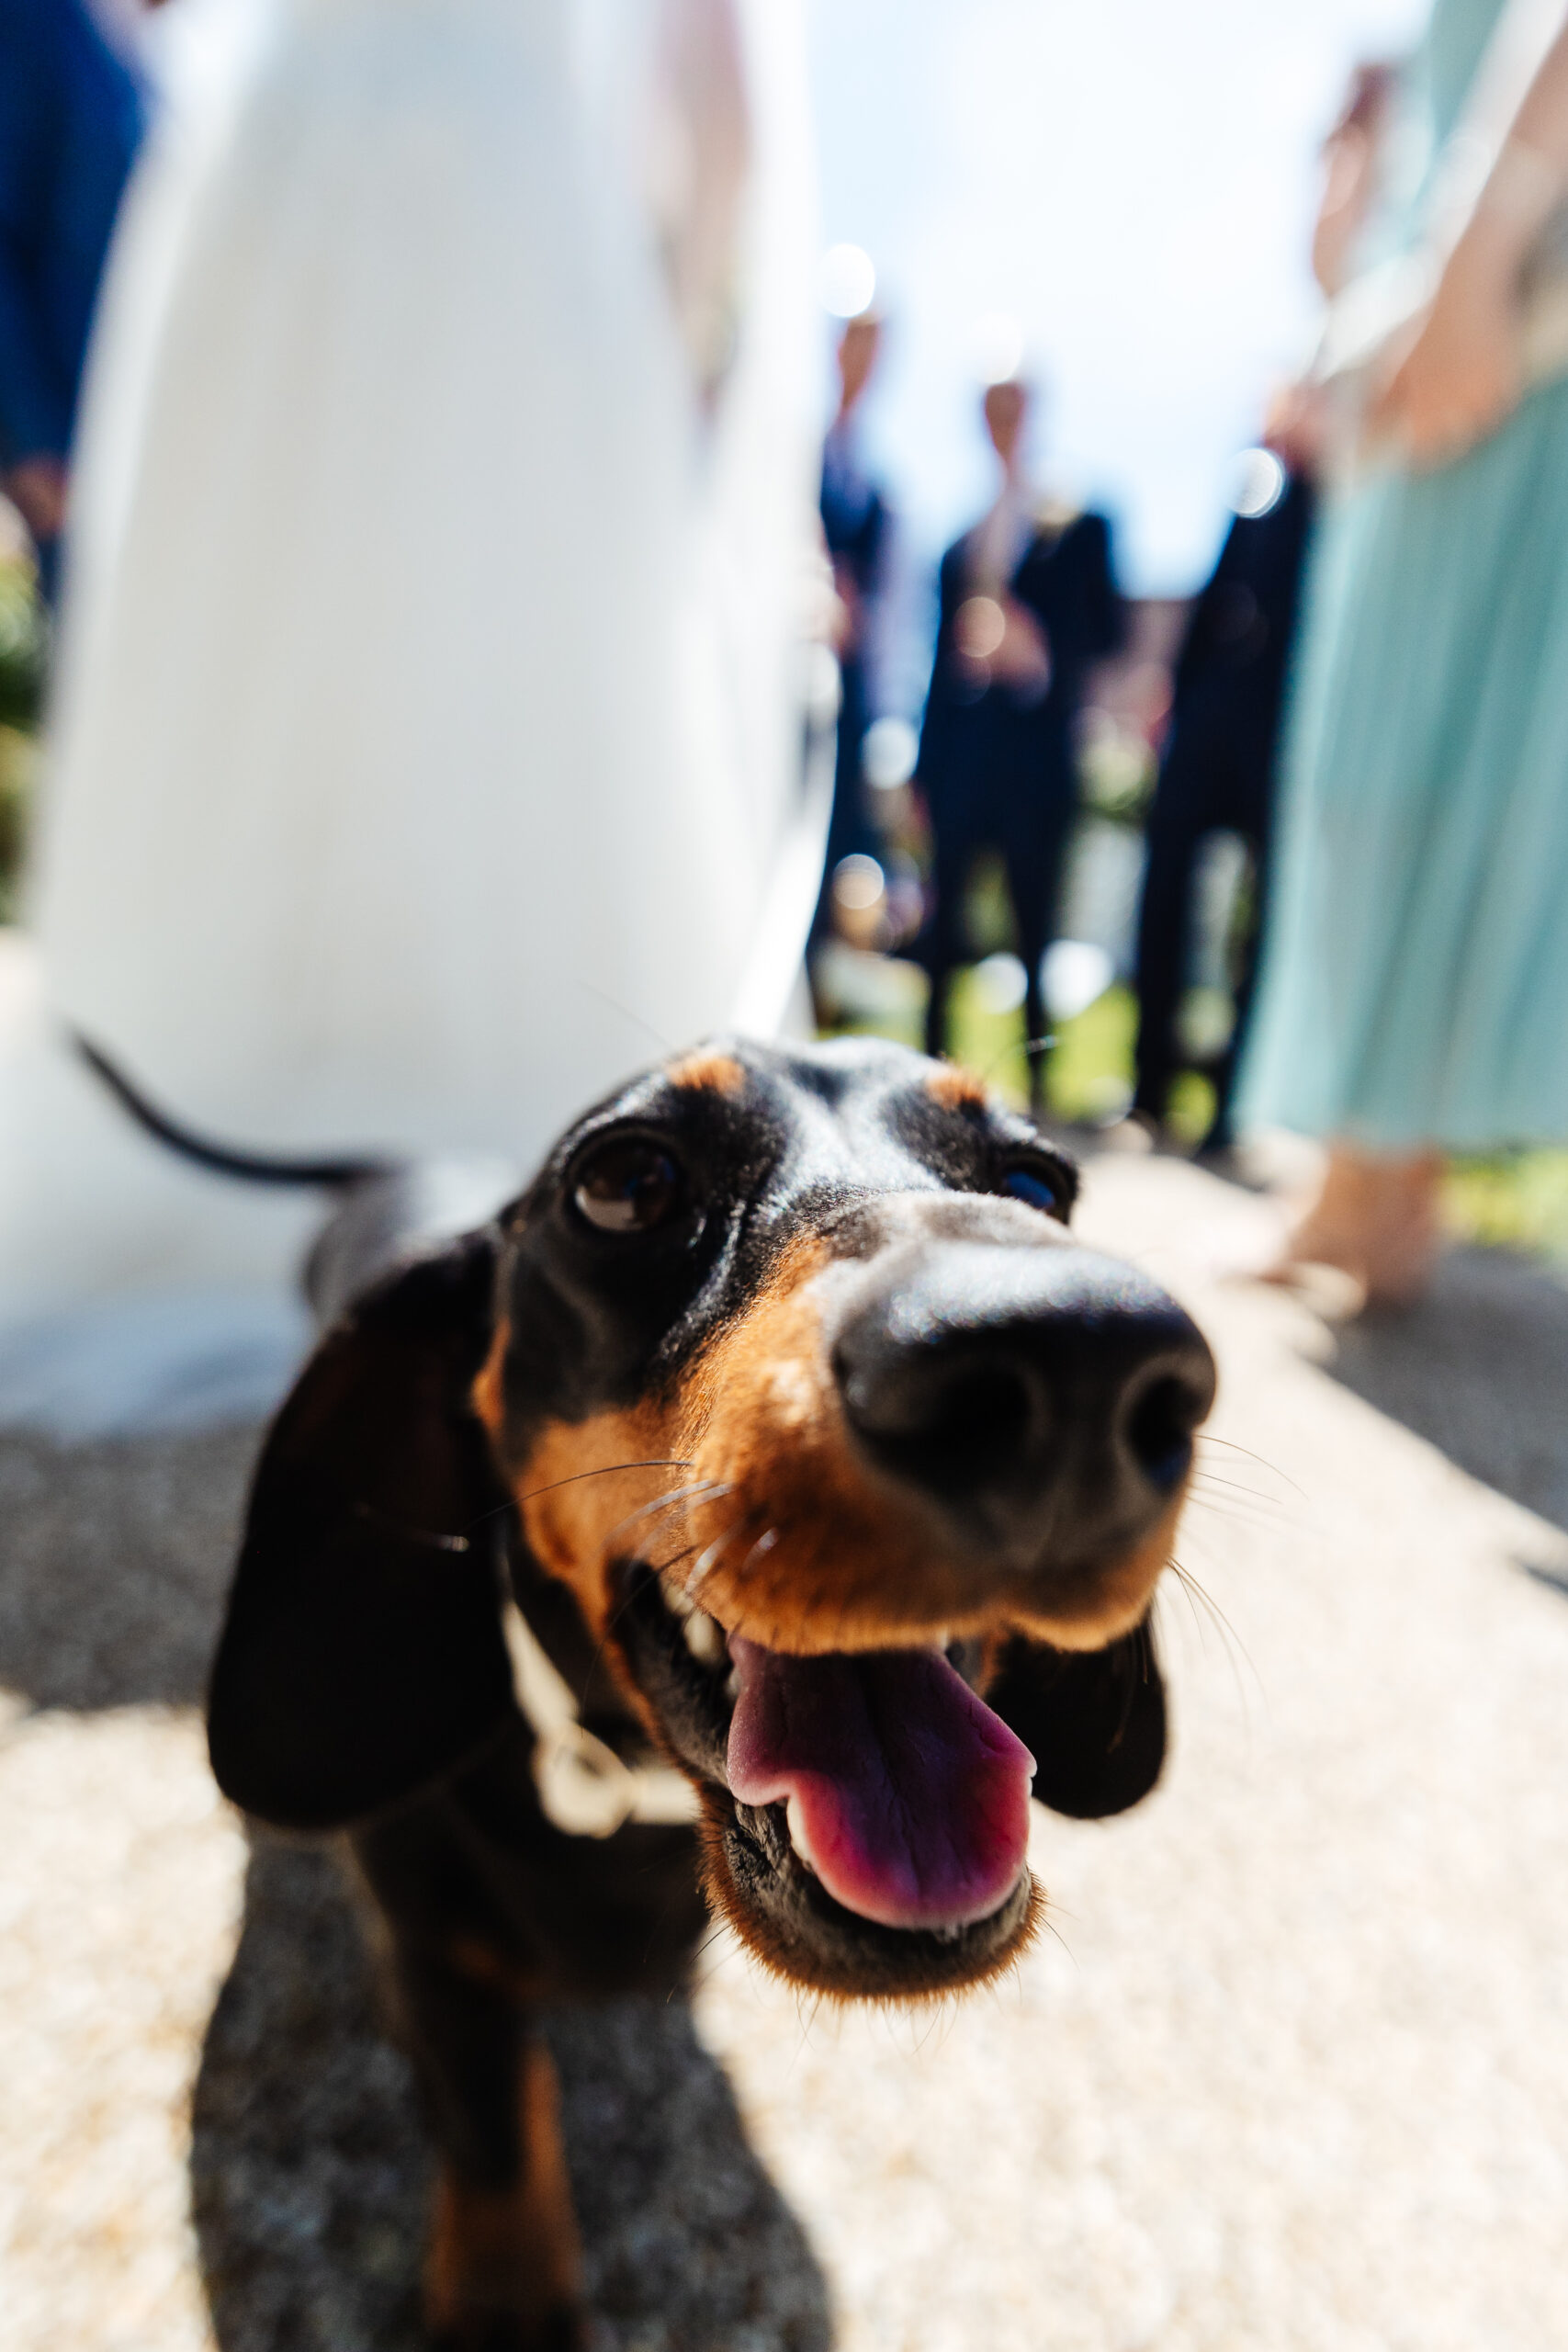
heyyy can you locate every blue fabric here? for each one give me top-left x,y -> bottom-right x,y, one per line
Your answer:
0,0 -> 144,468
1241,0 -> 1568,1150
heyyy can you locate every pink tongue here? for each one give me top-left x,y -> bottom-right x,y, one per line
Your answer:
727,1637 -> 1035,1931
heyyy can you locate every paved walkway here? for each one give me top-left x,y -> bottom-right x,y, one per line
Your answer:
5,1150 -> 1568,2351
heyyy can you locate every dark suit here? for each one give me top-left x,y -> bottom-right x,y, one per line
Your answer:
0,0 -> 144,595
1132,471 -> 1314,1149
917,505 -> 1124,1077
813,432 -> 889,942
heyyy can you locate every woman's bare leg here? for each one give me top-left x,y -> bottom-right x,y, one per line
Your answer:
1279,1141 -> 1444,1306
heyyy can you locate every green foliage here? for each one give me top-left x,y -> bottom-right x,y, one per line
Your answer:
1445,1150 -> 1568,1263
920,974 -> 1140,1125
0,558 -> 44,922
1077,720 -> 1156,827
827,944 -> 1568,1270
0,559 -> 45,731
0,727 -> 35,922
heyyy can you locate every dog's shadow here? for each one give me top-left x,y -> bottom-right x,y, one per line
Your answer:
191,1832 -> 830,2352
0,1426 -> 830,2352
1322,1242 -> 1568,1544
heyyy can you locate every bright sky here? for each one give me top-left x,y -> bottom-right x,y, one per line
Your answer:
807,0 -> 1429,605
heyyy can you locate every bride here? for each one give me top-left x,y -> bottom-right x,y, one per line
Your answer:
3,0 -> 821,1374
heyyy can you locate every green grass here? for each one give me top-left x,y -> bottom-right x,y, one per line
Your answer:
1445,1151 -> 1568,1263
861,975 -> 1219,1141
830,971 -> 1144,1125
828,956 -> 1568,1264
0,556 -> 44,922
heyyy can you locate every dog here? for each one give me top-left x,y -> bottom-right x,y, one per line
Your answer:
98,1031 -> 1214,2349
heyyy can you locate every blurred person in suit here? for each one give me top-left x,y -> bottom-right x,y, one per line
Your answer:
1129,454 -> 1315,1159
1131,64 -> 1393,1162
0,0 -> 146,605
811,304 -> 889,955
915,375 -> 1124,1106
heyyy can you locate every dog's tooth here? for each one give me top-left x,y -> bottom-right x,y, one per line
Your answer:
660,1571 -> 695,1621
785,1794 -> 818,1876
682,1608 -> 726,1668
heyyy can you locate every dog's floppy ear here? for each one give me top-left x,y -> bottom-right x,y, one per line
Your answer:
987,1618 -> 1166,1819
208,1230 -> 516,1831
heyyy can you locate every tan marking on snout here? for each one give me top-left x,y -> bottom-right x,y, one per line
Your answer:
926,1063 -> 991,1113
503,1401 -> 677,1639
679,1230 -> 1196,1657
476,1231 -> 1196,1670
675,1231 -> 961,1650
666,1047 -> 746,1095
475,1318 -> 690,1646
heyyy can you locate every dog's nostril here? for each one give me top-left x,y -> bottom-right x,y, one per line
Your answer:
843,1357 -> 1036,1493
1123,1373 -> 1202,1494
920,1364 -> 1033,1480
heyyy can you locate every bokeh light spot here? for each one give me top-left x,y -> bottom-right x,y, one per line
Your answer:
862,714 -> 919,791
955,595 -> 1007,662
832,852 -> 886,914
821,243 -> 877,319
1230,446 -> 1286,519
971,311 -> 1024,386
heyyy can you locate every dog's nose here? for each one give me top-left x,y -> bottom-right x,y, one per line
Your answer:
833,1243 -> 1215,1558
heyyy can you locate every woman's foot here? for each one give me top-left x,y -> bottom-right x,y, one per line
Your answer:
1267,1142 -> 1443,1307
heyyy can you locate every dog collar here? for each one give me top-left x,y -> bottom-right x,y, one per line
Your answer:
501,1595 -> 700,1838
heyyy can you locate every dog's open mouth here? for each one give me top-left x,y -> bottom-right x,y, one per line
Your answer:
617,1562 -> 1041,1995
726,1634 -> 1033,1928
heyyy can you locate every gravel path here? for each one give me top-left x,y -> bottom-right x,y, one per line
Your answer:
5,1151 -> 1568,2351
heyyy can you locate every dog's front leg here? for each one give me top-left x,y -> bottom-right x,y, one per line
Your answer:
424,2026 -> 582,2352
354,1831 -> 585,2352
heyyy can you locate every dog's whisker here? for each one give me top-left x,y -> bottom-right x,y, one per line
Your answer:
480,1459 -> 696,1534
1188,1472 -> 1306,1531
732,1524 -> 782,1581
686,1520 -> 748,1600
672,1922 -> 733,2001
1162,1561 -> 1209,1649
571,1521 -> 726,1700
1196,1432 -> 1304,1501
1184,1487 -> 1312,1545
1186,1480 -> 1302,1531
684,1933 -> 746,2001
512,1458 -> 695,1514
1190,1468 -> 1291,1508
567,971 -> 678,1058
1168,1557 -> 1259,1715
648,1542 -> 698,1577
603,1477 -> 733,1550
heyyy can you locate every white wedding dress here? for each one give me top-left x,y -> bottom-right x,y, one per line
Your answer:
1,0 -> 822,1423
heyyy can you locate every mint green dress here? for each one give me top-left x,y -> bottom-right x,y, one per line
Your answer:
1242,0 -> 1568,1151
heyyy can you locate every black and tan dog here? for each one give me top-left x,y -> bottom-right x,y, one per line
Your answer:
200,1035 -> 1214,2349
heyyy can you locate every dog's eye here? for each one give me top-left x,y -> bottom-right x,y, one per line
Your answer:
1000,1159 -> 1068,1219
572,1137 -> 686,1236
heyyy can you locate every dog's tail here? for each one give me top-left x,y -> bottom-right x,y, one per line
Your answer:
74,1033 -> 389,1188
